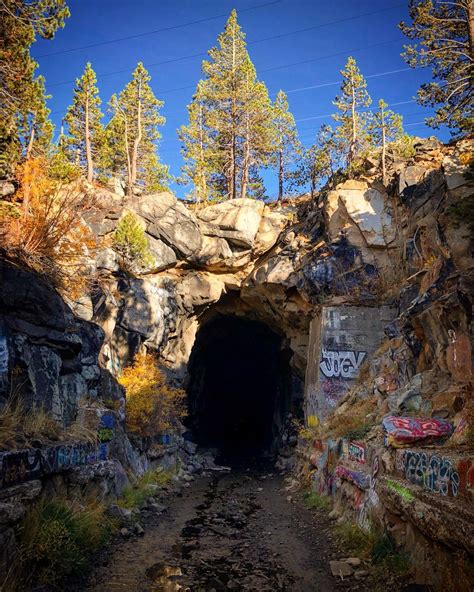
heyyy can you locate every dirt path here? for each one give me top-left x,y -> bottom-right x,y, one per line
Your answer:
86,470 -> 365,592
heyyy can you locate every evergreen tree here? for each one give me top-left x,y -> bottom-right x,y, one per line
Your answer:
178,82 -> 213,204
18,75 -> 54,159
332,57 -> 372,165
294,125 -> 338,198
181,10 -> 274,201
64,62 -> 104,183
369,99 -> 404,184
400,0 -> 473,133
239,58 -> 274,199
272,90 -> 300,200
107,62 -> 168,194
0,0 -> 69,173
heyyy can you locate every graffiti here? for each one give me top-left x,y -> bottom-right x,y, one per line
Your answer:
398,450 -> 460,497
98,412 -> 115,443
0,334 -> 8,374
348,441 -> 366,464
386,479 -> 414,502
0,442 -> 109,489
358,456 -> 380,532
320,377 -> 346,408
383,415 -> 453,447
320,349 -> 366,379
334,465 -> 370,490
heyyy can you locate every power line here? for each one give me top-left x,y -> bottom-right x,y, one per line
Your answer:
46,4 -> 405,89
286,67 -> 414,95
36,0 -> 282,58
295,100 -> 418,126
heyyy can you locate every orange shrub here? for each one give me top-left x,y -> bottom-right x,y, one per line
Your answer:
118,352 -> 186,437
0,157 -> 97,296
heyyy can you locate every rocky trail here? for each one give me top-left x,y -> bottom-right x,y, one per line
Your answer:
85,468 -> 365,592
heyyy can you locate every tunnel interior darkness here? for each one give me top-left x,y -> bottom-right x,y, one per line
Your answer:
186,315 -> 292,462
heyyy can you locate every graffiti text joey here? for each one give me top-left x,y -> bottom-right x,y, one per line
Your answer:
319,349 -> 366,380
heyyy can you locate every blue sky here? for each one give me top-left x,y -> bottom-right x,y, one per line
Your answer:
31,0 -> 448,199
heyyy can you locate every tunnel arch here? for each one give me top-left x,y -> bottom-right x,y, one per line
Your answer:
185,314 -> 295,462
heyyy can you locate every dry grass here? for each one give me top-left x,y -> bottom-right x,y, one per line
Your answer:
323,396 -> 378,440
0,401 -> 23,450
0,399 -> 101,451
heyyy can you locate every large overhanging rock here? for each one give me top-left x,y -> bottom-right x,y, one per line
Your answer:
189,235 -> 252,271
253,207 -> 288,255
132,192 -> 202,258
196,198 -> 265,249
325,180 -> 396,248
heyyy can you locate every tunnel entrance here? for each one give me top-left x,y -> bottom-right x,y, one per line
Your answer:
186,315 -> 292,463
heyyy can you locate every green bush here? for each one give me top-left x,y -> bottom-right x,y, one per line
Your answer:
391,133 -> 416,159
117,467 -> 173,509
334,521 -> 375,557
18,498 -> 111,587
112,211 -> 153,272
303,490 -> 332,511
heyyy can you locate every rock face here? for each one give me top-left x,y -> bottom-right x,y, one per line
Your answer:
325,179 -> 396,249
133,192 -> 202,258
0,136 -> 472,590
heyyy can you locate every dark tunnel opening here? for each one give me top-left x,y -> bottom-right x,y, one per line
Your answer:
186,315 -> 293,463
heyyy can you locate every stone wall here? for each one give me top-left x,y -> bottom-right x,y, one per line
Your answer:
304,306 -> 395,424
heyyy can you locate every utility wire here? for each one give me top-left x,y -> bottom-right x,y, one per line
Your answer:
286,67 -> 414,94
36,0 -> 282,58
295,100 -> 417,124
45,4 -> 405,89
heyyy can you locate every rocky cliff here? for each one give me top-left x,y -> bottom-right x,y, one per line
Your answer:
0,135 -> 472,589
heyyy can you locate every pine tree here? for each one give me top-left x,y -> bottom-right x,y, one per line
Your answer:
178,82 -> 213,204
295,125 -> 338,198
332,57 -> 372,165
239,58 -> 274,199
400,0 -> 473,133
273,90 -> 300,200
107,63 -> 168,195
18,75 -> 54,159
369,99 -> 404,185
64,62 -> 104,183
0,0 -> 69,174
181,10 -> 274,201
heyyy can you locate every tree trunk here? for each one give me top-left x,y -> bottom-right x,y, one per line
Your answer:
278,150 -> 283,201
131,78 -> 142,186
26,123 -> 35,160
310,174 -> 316,200
85,94 -> 93,183
381,117 -> 387,186
467,0 -> 474,61
349,80 -> 356,164
241,115 -> 251,200
124,118 -> 132,198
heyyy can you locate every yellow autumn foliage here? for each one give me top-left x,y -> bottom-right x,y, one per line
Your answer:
119,352 -> 186,437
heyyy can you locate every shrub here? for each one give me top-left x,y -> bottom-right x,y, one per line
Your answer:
391,133 -> 416,159
0,157 -> 96,296
303,490 -> 332,511
118,352 -> 186,438
117,468 -> 173,509
335,521 -> 375,557
17,498 -> 111,588
112,211 -> 153,272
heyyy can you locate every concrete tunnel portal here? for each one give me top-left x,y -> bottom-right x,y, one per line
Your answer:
186,315 -> 295,462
